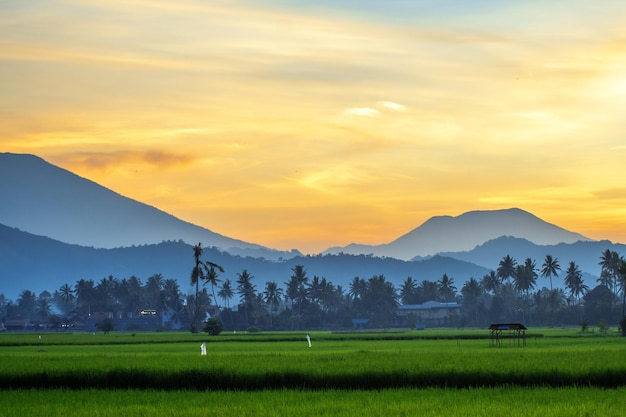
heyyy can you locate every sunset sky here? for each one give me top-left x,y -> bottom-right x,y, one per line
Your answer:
2,0 -> 626,253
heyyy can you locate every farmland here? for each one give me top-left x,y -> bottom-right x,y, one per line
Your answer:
1,329 -> 625,416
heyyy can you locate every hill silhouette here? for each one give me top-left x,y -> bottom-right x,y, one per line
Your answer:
0,223 -> 489,300
324,208 -> 591,260
0,152 -> 297,260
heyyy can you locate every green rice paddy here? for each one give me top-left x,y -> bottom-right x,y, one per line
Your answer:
1,329 -> 625,416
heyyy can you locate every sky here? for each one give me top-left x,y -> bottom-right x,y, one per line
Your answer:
1,0 -> 626,254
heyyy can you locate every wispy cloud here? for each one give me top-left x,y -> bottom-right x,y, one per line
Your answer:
2,0 -> 626,250
378,101 -> 407,111
55,150 -> 196,173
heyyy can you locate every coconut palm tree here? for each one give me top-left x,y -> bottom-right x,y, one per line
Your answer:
564,261 -> 588,303
144,274 -> 164,309
290,265 -> 309,305
236,269 -> 256,328
95,275 -> 117,313
437,274 -> 457,302
541,254 -> 561,291
74,279 -> 96,317
161,278 -> 182,328
497,255 -> 517,283
361,275 -> 398,328
17,290 -> 37,322
58,283 -> 74,303
599,249 -> 622,298
513,258 -> 538,299
481,271 -> 500,296
348,276 -> 367,301
263,281 -> 283,328
218,279 -> 234,309
399,277 -> 418,304
191,243 -> 224,333
417,280 -> 439,303
36,296 -> 52,323
461,277 -> 483,325
619,260 -> 626,317
119,276 -> 143,317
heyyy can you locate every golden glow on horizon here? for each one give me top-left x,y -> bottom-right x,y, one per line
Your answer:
2,0 -> 626,253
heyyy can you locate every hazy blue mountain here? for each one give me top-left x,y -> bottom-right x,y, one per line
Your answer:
438,235 -> 626,283
323,208 -> 592,260
0,152 -> 299,260
0,223 -> 489,300
1,152 -> 616,301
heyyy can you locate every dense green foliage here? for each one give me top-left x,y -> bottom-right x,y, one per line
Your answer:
2,249 -> 626,331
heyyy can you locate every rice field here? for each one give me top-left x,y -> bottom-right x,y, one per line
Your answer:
1,329 -> 625,416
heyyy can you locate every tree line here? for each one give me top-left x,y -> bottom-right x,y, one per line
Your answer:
1,244 -> 625,332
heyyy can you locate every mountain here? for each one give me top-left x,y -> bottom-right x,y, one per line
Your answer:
0,223 -> 489,300
439,235 -> 626,282
323,208 -> 592,260
0,153 -> 298,260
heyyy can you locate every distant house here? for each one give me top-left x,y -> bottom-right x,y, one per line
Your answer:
351,318 -> 369,329
397,301 -> 461,328
90,312 -> 114,320
4,317 -> 28,331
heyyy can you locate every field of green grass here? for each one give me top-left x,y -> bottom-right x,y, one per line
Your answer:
1,328 -> 625,416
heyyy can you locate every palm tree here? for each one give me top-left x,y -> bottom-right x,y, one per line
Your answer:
417,280 -> 439,303
119,276 -> 143,317
361,275 -> 398,328
74,279 -> 96,317
563,260 -> 588,323
144,274 -> 164,309
55,283 -> 76,315
599,249 -> 622,298
284,265 -> 309,329
236,269 -> 256,328
17,290 -> 37,321
218,279 -> 234,309
317,279 -> 337,314
348,276 -> 367,301
205,265 -> 221,308
497,255 -> 517,283
263,281 -> 283,328
619,260 -> 626,317
513,258 -> 537,299
59,283 -> 74,303
437,274 -> 457,302
399,277 -> 418,304
541,254 -> 561,291
162,279 -> 182,328
95,275 -> 117,313
308,276 -> 324,304
291,265 -> 309,304
461,277 -> 483,325
481,271 -> 500,296
36,297 -> 52,323
190,243 -> 224,333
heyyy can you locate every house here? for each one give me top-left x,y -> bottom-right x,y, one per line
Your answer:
351,318 -> 369,329
396,301 -> 461,328
3,317 -> 28,330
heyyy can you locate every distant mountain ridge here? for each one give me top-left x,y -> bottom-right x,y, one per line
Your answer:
0,223 -> 490,300
1,222 -> 621,301
0,152 -> 620,300
324,208 -> 592,260
0,152 -> 609,280
441,235 -> 626,281
0,152 -> 298,260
